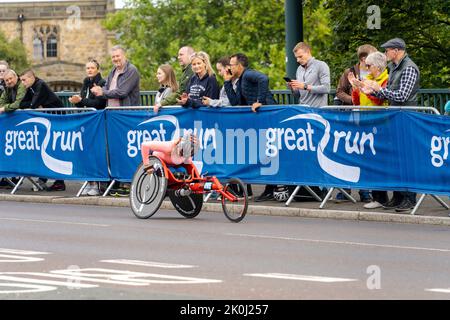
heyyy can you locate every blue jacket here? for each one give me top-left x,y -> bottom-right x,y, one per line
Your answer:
224,68 -> 276,106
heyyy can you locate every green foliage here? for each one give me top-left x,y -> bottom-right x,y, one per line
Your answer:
0,30 -> 30,73
104,0 -> 287,89
104,0 -> 449,90
323,0 -> 450,88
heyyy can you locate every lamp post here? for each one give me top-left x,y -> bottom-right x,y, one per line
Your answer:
17,13 -> 25,44
285,0 -> 303,79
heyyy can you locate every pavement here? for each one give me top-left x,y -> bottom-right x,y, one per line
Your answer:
0,178 -> 449,226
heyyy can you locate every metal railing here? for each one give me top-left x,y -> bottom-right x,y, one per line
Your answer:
309,105 -> 448,216
56,88 -> 450,113
10,107 -> 98,196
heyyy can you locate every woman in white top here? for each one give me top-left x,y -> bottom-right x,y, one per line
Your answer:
154,64 -> 178,113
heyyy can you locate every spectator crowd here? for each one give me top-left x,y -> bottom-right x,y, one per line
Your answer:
0,38 -> 427,213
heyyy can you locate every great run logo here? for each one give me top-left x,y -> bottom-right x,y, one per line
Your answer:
126,115 -> 216,158
4,117 -> 84,175
266,113 -> 377,183
125,113 -> 377,179
125,115 -> 277,175
430,129 -> 450,168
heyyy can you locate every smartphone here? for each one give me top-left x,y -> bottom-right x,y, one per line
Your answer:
283,76 -> 292,82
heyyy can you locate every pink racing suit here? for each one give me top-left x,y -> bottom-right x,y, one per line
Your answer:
141,140 -> 192,166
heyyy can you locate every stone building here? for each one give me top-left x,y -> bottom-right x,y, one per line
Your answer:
0,0 -> 116,92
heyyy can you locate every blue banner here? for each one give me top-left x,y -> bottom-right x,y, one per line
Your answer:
105,106 -> 450,195
0,110 -> 109,181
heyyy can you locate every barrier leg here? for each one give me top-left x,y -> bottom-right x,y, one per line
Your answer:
11,177 -> 25,195
285,185 -> 301,207
304,185 -> 323,202
338,188 -> 357,203
319,187 -> 335,209
431,194 -> 449,210
5,178 -> 16,188
102,179 -> 116,197
410,194 -> 426,215
76,181 -> 89,198
28,177 -> 45,191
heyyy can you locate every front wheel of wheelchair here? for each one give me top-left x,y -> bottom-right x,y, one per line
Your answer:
168,190 -> 203,219
221,178 -> 248,223
129,157 -> 167,219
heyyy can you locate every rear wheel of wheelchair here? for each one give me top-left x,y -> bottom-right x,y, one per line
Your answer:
168,190 -> 203,218
129,157 -> 167,219
221,178 -> 248,222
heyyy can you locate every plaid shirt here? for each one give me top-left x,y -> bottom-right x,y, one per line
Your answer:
375,66 -> 418,103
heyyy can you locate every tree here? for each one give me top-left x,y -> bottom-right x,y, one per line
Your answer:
104,0 -> 449,91
104,0 -> 287,90
0,30 -> 30,73
323,0 -> 450,88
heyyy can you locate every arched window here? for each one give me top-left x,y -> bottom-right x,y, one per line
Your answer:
46,34 -> 57,58
32,25 -> 59,60
33,35 -> 44,60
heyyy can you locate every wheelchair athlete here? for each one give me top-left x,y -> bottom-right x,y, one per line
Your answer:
140,133 -> 199,177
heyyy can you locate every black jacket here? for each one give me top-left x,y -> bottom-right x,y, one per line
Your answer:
224,68 -> 276,106
75,73 -> 107,109
20,78 -> 64,109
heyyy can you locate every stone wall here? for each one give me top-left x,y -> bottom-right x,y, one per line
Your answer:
0,0 -> 115,91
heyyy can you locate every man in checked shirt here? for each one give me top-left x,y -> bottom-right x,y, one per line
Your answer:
363,37 -> 420,213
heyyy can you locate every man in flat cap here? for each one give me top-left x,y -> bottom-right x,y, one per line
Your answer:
363,37 -> 420,213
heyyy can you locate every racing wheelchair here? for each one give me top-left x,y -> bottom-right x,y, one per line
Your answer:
129,155 -> 248,222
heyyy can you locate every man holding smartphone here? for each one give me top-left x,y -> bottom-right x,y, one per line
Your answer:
289,42 -> 330,107
224,53 -> 276,112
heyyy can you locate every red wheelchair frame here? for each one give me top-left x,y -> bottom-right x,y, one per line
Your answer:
129,155 -> 248,222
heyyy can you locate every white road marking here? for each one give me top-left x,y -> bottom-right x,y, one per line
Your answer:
101,259 -> 195,269
0,274 -> 97,288
0,248 -> 50,263
0,248 -> 50,255
0,268 -> 221,294
0,283 -> 56,294
226,233 -> 450,253
0,254 -> 45,263
244,273 -> 357,283
425,288 -> 450,294
0,217 -> 109,227
51,268 -> 222,285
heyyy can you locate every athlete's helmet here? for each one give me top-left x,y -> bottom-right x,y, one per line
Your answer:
177,133 -> 200,158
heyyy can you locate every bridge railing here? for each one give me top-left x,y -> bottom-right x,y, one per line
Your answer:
56,88 -> 450,113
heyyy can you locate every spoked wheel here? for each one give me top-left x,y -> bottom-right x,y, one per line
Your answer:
221,178 -> 248,222
168,190 -> 203,219
129,157 -> 167,219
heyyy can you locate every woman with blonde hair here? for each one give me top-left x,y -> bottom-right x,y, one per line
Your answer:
153,64 -> 178,113
177,51 -> 220,108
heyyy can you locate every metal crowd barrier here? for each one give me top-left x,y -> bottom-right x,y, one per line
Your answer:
57,89 -> 450,113
10,108 -> 97,196
4,105 -> 449,217
101,106 -> 177,197
286,105 -> 448,216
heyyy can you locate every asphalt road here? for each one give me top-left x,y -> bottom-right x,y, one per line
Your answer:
1,201 -> 450,301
